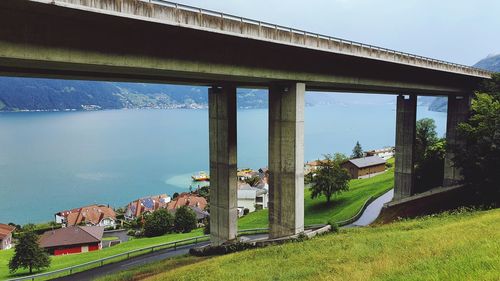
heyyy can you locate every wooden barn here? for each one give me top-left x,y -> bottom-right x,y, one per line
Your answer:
342,156 -> 387,179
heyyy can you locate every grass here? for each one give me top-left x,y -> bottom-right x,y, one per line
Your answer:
97,208 -> 500,281
0,229 -> 205,280
239,160 -> 394,229
102,236 -> 120,241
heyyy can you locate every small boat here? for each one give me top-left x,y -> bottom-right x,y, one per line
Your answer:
192,171 -> 210,182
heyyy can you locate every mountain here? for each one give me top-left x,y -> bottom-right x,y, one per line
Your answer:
424,54 -> 500,113
1,53 -> 498,113
473,54 -> 500,72
0,77 -> 341,112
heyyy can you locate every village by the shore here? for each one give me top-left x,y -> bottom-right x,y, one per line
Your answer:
0,147 -> 394,256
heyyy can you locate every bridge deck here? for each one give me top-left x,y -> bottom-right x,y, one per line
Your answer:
32,0 -> 490,79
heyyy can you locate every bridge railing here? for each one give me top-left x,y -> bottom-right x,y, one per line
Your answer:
138,0 -> 491,77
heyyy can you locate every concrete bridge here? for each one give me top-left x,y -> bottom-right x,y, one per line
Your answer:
0,0 -> 492,245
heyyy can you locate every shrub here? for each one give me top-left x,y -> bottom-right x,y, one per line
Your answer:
174,206 -> 197,233
143,209 -> 174,237
328,221 -> 340,233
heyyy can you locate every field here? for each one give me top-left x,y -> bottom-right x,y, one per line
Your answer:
98,208 -> 500,281
239,160 -> 394,229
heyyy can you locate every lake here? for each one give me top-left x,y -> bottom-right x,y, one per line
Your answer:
0,93 -> 447,224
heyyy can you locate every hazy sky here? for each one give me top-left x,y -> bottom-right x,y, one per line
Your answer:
175,0 -> 499,66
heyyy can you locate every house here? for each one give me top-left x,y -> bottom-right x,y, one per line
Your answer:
237,183 -> 269,214
365,147 -> 395,160
55,205 -> 116,228
167,193 -> 207,211
304,160 -> 327,175
125,194 -> 171,220
39,226 -> 104,255
187,206 -> 209,224
0,224 -> 15,250
342,156 -> 387,179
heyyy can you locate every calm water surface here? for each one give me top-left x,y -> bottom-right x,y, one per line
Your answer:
0,94 -> 446,223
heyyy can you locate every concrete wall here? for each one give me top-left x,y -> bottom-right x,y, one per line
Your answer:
394,95 -> 417,200
444,95 -> 471,186
268,83 -> 305,238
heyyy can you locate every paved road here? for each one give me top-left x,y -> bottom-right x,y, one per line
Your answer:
349,189 -> 394,227
53,241 -> 209,281
53,191 -> 393,281
54,234 -> 268,281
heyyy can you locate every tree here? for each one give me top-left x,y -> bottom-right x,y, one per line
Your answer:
9,231 -> 50,274
172,192 -> 179,200
143,209 -> 174,237
310,154 -> 351,203
174,206 -> 197,233
414,118 -> 445,192
415,118 -> 439,164
452,89 -> 500,201
351,141 -> 364,159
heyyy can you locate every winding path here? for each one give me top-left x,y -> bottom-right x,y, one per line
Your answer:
349,189 -> 394,227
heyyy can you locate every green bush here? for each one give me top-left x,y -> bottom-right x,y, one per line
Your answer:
328,221 -> 340,233
174,206 -> 197,233
143,209 -> 174,237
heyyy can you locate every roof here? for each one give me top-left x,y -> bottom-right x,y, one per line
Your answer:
348,156 -> 386,168
238,184 -> 268,199
0,224 -> 15,239
166,193 -> 207,210
126,194 -> 171,218
189,206 -> 209,220
61,205 -> 116,226
39,226 -> 104,248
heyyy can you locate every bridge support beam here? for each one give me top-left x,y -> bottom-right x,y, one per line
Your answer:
209,85 -> 238,245
268,82 -> 305,238
443,95 -> 470,186
394,94 -> 417,200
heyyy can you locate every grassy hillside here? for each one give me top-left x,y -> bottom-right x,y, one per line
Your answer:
239,161 -> 394,229
99,208 -> 500,281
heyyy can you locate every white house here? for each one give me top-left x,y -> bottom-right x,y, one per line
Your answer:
365,147 -> 395,160
0,224 -> 15,250
237,183 -> 269,214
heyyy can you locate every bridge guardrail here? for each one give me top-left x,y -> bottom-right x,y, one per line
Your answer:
139,0 -> 491,77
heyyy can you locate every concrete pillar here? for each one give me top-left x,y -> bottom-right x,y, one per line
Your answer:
443,95 -> 470,186
394,94 -> 417,200
268,83 -> 305,238
208,85 -> 238,245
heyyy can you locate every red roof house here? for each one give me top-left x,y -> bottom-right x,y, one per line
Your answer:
39,226 -> 104,255
166,193 -> 207,211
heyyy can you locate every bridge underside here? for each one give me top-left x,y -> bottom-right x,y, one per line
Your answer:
0,0 -> 481,245
0,0 -> 484,95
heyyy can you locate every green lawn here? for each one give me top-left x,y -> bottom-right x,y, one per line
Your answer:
102,236 -> 120,241
0,229 -> 205,280
97,208 -> 500,281
239,161 -> 394,229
